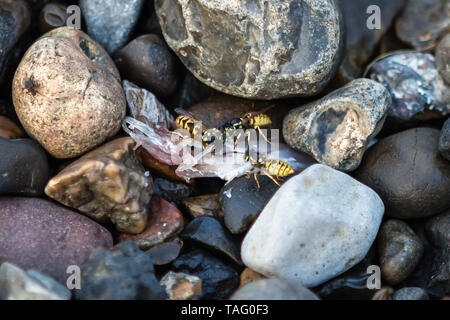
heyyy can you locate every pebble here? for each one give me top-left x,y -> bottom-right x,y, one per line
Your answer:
115,35 -> 179,98
239,268 -> 266,288
182,194 -> 223,220
45,137 -> 153,234
153,178 -> 193,205
39,2 -> 68,34
155,0 -> 344,99
396,0 -> 449,50
0,197 -> 113,283
137,147 -> 187,183
160,271 -> 202,300
393,287 -> 430,300
355,128 -> 450,219
0,115 -> 24,139
0,138 -> 50,196
145,238 -> 183,266
371,287 -> 394,300
426,210 -> 450,248
439,117 -> 450,161
119,196 -> 184,250
377,219 -> 424,285
12,27 -> 126,159
171,248 -> 239,300
241,164 -> 384,288
230,278 -> 319,300
180,216 -> 242,265
283,79 -> 391,171
436,34 -> 450,85
366,52 -> 449,125
0,262 -> 70,300
74,241 -> 166,300
80,0 -> 144,54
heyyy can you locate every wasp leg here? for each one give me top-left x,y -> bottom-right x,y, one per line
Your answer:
263,171 -> 281,187
245,170 -> 251,180
256,126 -> 271,145
254,172 -> 261,190
233,132 -> 243,149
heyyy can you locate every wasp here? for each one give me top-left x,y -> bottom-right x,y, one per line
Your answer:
173,108 -> 204,136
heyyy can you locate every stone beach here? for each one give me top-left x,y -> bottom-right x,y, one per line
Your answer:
0,0 -> 449,302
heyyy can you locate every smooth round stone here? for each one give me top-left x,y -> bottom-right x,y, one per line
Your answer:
115,34 -> 179,98
0,138 -> 50,196
439,117 -> 450,161
241,164 -> 384,288
39,2 -> 68,34
393,287 -> 430,300
355,128 -> 450,219
396,0 -> 449,50
426,210 -> 450,248
181,194 -> 223,220
0,115 -> 24,139
436,34 -> 450,85
377,219 -> 424,285
153,178 -> 193,205
155,0 -> 344,99
231,278 -> 319,300
12,27 -> 126,159
160,271 -> 202,300
145,238 -> 183,266
74,241 -> 166,300
180,216 -> 242,265
79,0 -> 144,54
0,197 -> 113,283
283,79 -> 391,171
366,52 -> 449,125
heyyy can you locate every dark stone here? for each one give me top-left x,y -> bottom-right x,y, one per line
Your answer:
393,287 -> 430,300
39,2 -> 68,34
0,197 -> 113,283
145,238 -> 183,266
155,0 -> 344,99
171,248 -> 239,300
219,174 -> 279,234
180,216 -> 242,265
153,178 -> 193,205
0,138 -> 50,196
115,34 -> 179,98
355,128 -> 450,219
439,117 -> 450,161
74,241 -> 166,300
377,219 -> 424,285
436,34 -> 450,85
426,210 -> 450,249
0,115 -> 24,139
142,0 -> 162,35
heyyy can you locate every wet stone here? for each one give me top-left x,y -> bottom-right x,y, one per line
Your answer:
180,216 -> 242,265
119,196 -> 184,250
145,238 -> 183,266
171,248 -> 239,300
0,115 -> 24,139
45,137 -> 153,234
153,178 -> 193,205
239,268 -> 266,288
393,287 -> 430,300
0,197 -> 113,283
283,79 -> 391,172
0,262 -> 70,300
39,2 -> 68,34
439,117 -> 450,161
396,0 -> 450,50
366,52 -> 449,125
241,164 -> 384,288
0,138 -> 50,196
355,128 -> 450,219
436,34 -> 450,85
155,0 -> 344,99
80,0 -> 144,54
115,35 -> 179,98
231,278 -> 319,300
182,194 -> 223,220
160,271 -> 202,300
377,219 -> 424,285
74,241 -> 166,300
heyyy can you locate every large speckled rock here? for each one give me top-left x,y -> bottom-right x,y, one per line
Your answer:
45,137 -> 153,234
283,79 -> 391,171
12,27 -> 126,159
0,197 -> 113,283
80,0 -> 144,54
355,128 -> 450,219
241,164 -> 384,287
155,0 -> 344,99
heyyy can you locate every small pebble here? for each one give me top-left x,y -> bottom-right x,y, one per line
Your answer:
39,2 -> 68,34
145,238 -> 183,266
182,194 -> 223,220
0,115 -> 24,139
153,178 -> 193,205
439,117 -> 450,161
393,287 -> 430,300
160,271 -> 202,300
239,268 -> 266,288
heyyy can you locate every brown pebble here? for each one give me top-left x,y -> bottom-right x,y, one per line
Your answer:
182,194 -> 223,220
239,268 -> 266,288
0,115 -> 25,139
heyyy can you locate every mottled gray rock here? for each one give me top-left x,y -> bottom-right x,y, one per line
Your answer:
231,278 -> 319,300
0,262 -> 70,300
378,219 -> 424,285
393,287 -> 430,300
439,117 -> 450,161
155,0 -> 344,99
0,197 -> 113,283
74,241 -> 166,300
80,0 -> 144,54
160,271 -> 202,300
241,164 -> 384,288
283,79 -> 391,171
0,138 -> 50,196
436,34 -> 450,85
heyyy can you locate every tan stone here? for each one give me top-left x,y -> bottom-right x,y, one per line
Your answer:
160,271 -> 202,300
239,267 -> 266,288
182,194 -> 223,219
